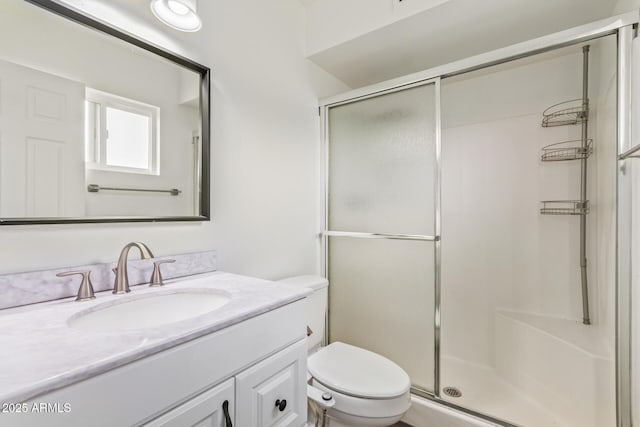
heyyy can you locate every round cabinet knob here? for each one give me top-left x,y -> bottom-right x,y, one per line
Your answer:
275,399 -> 287,412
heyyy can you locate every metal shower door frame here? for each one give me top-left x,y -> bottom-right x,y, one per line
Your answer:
616,23 -> 635,427
319,11 -> 638,427
319,76 -> 442,398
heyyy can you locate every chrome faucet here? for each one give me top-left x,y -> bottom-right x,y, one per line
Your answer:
113,242 -> 155,294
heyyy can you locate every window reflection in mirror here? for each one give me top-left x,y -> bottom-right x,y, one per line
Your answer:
85,89 -> 160,175
0,0 -> 207,221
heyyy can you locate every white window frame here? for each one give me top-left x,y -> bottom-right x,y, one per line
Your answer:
85,88 -> 160,175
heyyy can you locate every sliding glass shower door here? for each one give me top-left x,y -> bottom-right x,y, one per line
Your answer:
324,81 -> 439,393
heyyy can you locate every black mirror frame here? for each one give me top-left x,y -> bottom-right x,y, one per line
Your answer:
0,0 -> 211,225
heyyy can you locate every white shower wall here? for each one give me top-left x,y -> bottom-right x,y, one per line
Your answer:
439,37 -> 616,425
440,38 -> 616,366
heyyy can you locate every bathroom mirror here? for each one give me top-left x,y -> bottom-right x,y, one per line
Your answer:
0,0 -> 210,224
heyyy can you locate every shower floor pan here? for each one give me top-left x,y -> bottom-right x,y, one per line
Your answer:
432,310 -> 614,427
440,357 -> 566,427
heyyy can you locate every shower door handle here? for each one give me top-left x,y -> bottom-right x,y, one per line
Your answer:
322,230 -> 439,241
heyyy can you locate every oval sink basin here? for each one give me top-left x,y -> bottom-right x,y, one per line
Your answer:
68,289 -> 231,331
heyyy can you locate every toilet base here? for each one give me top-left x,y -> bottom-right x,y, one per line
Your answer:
309,404 -> 404,427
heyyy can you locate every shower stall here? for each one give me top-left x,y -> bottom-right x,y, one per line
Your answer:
319,13 -> 638,427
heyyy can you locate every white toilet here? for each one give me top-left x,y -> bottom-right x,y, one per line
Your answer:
278,276 -> 411,427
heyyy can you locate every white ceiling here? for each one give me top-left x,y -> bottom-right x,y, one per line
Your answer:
102,0 -> 157,25
306,0 -> 619,88
59,0 -> 169,33
57,0 -> 207,59
64,0 -> 621,90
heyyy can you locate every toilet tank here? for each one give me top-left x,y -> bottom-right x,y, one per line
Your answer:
278,275 -> 328,350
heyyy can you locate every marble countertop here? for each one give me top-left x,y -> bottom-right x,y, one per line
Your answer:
0,272 -> 311,404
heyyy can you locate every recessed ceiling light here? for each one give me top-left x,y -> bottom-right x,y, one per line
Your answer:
167,0 -> 190,15
150,0 -> 202,32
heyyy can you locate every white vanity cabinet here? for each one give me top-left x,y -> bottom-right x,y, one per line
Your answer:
144,378 -> 235,427
145,339 -> 308,427
236,339 -> 307,426
8,300 -> 308,427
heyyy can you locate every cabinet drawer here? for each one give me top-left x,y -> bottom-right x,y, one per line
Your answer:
144,378 -> 234,427
236,339 -> 307,427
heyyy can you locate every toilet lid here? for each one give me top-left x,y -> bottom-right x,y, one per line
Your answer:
308,342 -> 410,399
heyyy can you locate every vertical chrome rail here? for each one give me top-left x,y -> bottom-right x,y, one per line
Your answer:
616,24 -> 634,427
433,78 -> 443,398
321,104 -> 330,347
580,45 -> 591,325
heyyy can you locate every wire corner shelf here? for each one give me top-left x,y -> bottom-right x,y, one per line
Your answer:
541,139 -> 593,162
540,200 -> 589,216
541,99 -> 589,127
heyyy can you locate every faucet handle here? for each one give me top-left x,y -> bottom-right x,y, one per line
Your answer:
56,271 -> 96,302
149,259 -> 175,287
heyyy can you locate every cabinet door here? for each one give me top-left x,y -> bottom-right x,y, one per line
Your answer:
144,378 -> 234,427
235,339 -> 307,427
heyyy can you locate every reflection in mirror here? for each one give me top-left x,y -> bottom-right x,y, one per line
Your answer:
0,0 -> 209,222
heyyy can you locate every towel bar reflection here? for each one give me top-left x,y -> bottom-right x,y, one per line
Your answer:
87,184 -> 181,196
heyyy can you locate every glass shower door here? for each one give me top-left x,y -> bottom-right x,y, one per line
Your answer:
325,82 -> 439,393
622,25 -> 639,427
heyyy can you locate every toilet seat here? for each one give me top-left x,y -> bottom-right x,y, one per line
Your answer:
308,342 -> 411,422
308,342 -> 410,399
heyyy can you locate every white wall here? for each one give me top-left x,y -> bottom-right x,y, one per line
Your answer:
440,38 -> 617,366
613,0 -> 640,13
0,0 -> 347,279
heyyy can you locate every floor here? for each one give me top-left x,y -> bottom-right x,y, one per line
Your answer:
440,357 -> 567,427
